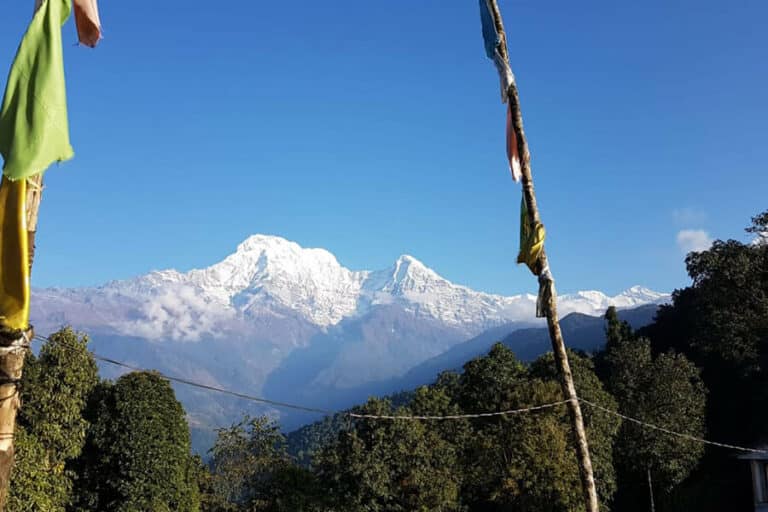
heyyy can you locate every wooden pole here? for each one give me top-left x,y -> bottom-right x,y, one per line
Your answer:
484,3 -> 600,511
25,175 -> 43,267
0,174 -> 42,509
647,467 -> 656,512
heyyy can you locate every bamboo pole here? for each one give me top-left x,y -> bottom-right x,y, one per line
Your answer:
483,2 -> 600,511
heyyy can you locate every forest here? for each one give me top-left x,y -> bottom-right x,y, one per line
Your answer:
7,211 -> 767,512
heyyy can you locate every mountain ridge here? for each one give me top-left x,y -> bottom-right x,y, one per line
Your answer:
32,234 -> 669,342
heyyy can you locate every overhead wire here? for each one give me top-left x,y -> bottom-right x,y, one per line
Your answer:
31,334 -> 334,415
348,400 -> 570,420
29,333 -> 768,454
578,398 -> 768,455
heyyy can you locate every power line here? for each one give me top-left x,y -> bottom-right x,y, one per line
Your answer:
578,398 -> 768,455
349,400 -> 570,420
32,334 -> 571,421
32,335 -> 333,415
30,334 -> 768,455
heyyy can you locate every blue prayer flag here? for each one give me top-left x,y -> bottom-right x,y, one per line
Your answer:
479,0 -> 500,59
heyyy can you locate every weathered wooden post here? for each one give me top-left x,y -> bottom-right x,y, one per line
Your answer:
480,2 -> 600,511
0,175 -> 39,508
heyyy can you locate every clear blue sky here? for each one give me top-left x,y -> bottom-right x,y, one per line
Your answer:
1,1 -> 765,296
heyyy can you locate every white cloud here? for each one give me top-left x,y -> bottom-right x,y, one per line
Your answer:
751,232 -> 767,246
116,284 -> 235,341
676,229 -> 714,254
672,208 -> 707,226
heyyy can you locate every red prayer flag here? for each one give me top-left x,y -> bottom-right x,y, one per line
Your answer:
73,0 -> 101,48
506,103 -> 521,182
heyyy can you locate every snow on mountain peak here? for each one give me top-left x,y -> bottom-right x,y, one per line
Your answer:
234,234 -> 338,264
34,235 -> 669,341
190,235 -> 363,326
611,286 -> 668,308
395,254 -> 423,267
382,254 -> 442,293
621,285 -> 666,300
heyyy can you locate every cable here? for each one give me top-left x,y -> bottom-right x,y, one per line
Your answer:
31,335 -> 571,421
30,334 -> 768,455
578,398 -> 768,455
348,399 -> 570,420
32,335 -> 333,415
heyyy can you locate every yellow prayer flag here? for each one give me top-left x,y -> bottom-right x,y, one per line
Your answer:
517,194 -> 545,275
0,178 -> 29,331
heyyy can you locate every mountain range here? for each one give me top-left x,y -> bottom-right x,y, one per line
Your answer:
30,235 -> 669,439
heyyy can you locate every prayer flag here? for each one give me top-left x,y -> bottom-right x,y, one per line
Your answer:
74,0 -> 101,48
506,103 -> 522,182
517,195 -> 545,275
0,0 -> 74,182
0,178 -> 29,331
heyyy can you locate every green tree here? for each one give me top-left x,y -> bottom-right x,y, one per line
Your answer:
641,211 -> 768,510
457,344 -> 619,511
258,465 -> 327,512
647,211 -> 768,383
7,327 -> 98,512
194,455 -> 231,512
746,210 -> 768,245
316,391 -> 464,512
8,427 -> 68,512
72,372 -> 200,512
202,415 -> 328,512
604,306 -> 634,349
528,350 -> 621,511
206,416 -> 292,511
602,331 -> 706,510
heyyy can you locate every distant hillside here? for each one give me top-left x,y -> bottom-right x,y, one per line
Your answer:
375,303 -> 659,393
501,303 -> 660,360
286,304 -> 659,462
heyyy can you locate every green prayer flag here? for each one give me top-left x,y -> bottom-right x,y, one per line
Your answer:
0,0 -> 74,181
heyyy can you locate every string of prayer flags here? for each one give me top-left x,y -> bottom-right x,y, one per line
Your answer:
480,0 -> 542,274
480,0 -> 519,181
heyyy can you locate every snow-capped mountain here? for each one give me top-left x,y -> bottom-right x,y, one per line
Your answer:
33,234 -> 667,342
31,235 -> 669,436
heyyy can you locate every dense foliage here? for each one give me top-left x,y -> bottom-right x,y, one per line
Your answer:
199,345 -> 620,512
601,307 -> 706,510
72,372 -> 200,511
639,210 -> 768,510
6,329 -> 202,512
8,328 -> 98,511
